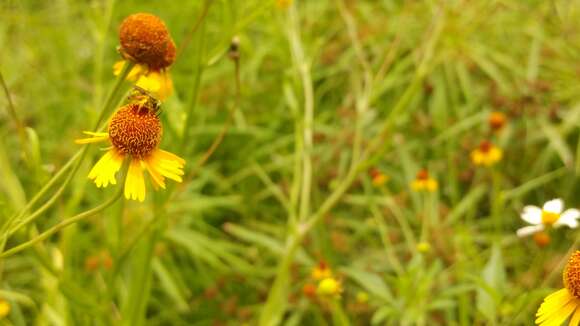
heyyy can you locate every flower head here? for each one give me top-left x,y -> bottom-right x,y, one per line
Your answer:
470,140 -> 502,167
116,13 -> 176,100
76,90 -> 185,202
516,199 -> 580,237
317,277 -> 342,298
311,260 -> 333,280
119,13 -> 174,69
533,232 -> 551,247
489,111 -> 507,131
369,168 -> 389,187
411,169 -> 438,192
0,299 -> 9,318
276,0 -> 293,9
536,251 -> 580,325
417,241 -> 431,253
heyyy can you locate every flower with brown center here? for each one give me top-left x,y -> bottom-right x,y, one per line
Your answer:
76,91 -> 185,202
114,13 -> 176,100
470,140 -> 502,167
489,111 -> 507,131
536,251 -> 580,325
411,169 -> 438,192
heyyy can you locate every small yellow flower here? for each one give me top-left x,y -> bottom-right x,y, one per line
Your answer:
356,291 -> 369,304
317,277 -> 342,298
411,169 -> 438,192
417,242 -> 431,253
536,251 -> 580,325
370,168 -> 389,187
76,93 -> 185,202
0,299 -> 10,318
470,140 -> 502,167
311,261 -> 333,280
113,61 -> 173,100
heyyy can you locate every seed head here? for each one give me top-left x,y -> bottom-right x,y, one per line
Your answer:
108,104 -> 162,158
119,13 -> 175,69
564,251 -> 580,298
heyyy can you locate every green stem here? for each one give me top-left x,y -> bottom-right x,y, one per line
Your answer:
0,69 -> 27,151
0,187 -> 123,258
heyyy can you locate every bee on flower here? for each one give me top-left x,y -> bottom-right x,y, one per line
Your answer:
516,199 -> 580,237
536,251 -> 580,325
114,13 -> 176,100
411,169 -> 438,192
76,88 -> 185,202
470,140 -> 503,167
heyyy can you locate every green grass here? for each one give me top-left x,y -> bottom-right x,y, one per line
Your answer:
1,0 -> 580,325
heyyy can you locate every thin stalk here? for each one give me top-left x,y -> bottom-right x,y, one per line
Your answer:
0,187 -> 123,258
286,5 -> 314,223
0,69 -> 27,151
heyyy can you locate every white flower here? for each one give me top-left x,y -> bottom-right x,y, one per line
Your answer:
516,198 -> 580,237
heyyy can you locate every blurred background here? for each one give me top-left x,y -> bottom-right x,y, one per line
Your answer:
1,0 -> 580,325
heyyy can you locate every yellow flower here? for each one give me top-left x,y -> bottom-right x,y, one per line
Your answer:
317,277 -> 342,298
536,251 -> 580,325
470,140 -> 502,167
113,61 -> 173,100
76,95 -> 185,202
311,261 -> 333,280
0,299 -> 9,318
411,169 -> 438,192
417,242 -> 431,253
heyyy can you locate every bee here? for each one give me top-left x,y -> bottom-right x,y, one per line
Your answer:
126,85 -> 161,116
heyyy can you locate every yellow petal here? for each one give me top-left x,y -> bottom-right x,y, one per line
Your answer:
136,71 -> 173,100
569,304 -> 580,326
147,149 -> 185,183
143,157 -> 166,190
88,150 -> 123,188
538,299 -> 577,326
536,289 -> 575,324
113,60 -> 145,81
124,159 -> 146,202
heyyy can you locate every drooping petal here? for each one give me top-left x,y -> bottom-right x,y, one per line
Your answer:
136,71 -> 173,101
143,157 -> 166,190
570,305 -> 580,326
555,209 -> 580,228
516,224 -> 544,237
124,159 -> 146,202
113,60 -> 145,81
544,198 -> 564,214
75,131 -> 109,144
521,205 -> 542,225
88,150 -> 124,188
145,149 -> 185,183
536,298 -> 577,325
536,288 -> 574,324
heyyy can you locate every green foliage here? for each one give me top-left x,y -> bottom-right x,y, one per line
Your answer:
1,0 -> 580,325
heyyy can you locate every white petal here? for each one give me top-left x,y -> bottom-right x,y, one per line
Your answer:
516,225 -> 544,237
520,205 -> 542,225
555,209 -> 580,228
543,198 -> 564,214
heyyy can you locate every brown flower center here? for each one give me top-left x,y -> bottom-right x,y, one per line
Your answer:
416,169 -> 429,180
119,13 -> 175,70
108,104 -> 162,158
479,140 -> 492,153
564,251 -> 580,298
